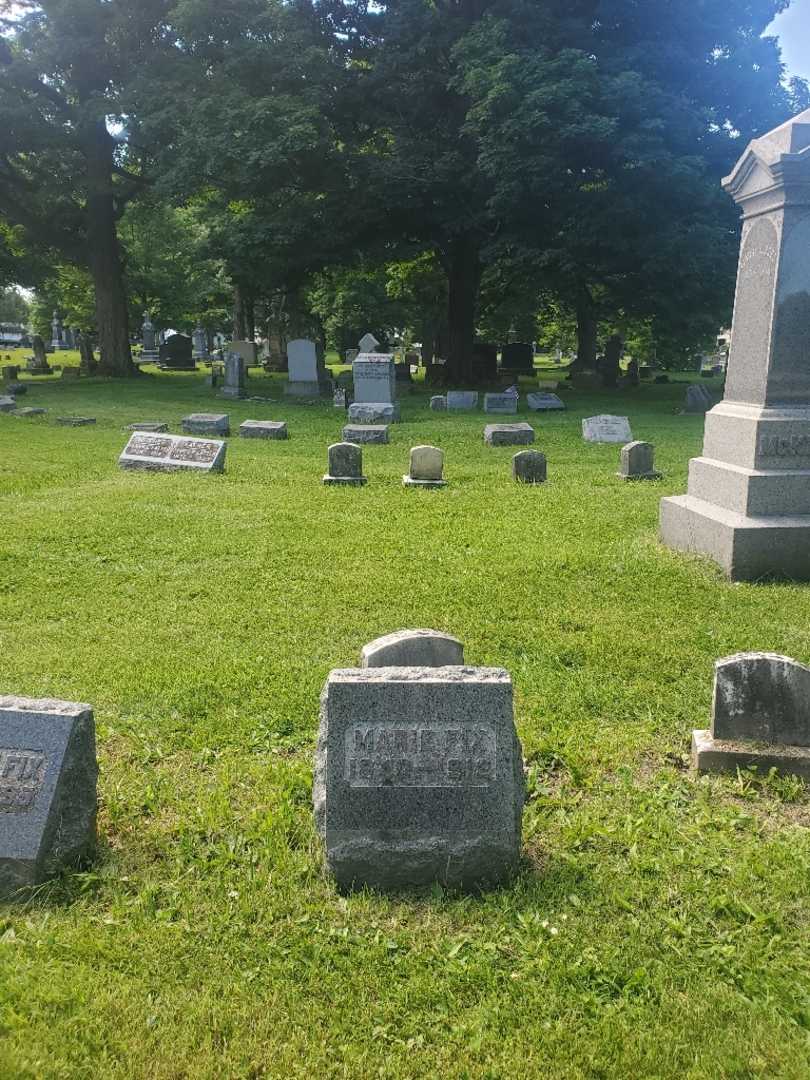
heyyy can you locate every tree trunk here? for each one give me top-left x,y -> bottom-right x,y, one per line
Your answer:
445,233 -> 481,383
233,286 -> 248,340
573,285 -> 598,373
82,119 -> 133,377
419,318 -> 435,366
246,297 -> 255,342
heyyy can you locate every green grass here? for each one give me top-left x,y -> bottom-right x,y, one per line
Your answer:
2,365 -> 810,1079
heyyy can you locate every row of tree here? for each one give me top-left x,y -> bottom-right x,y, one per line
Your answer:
0,0 -> 806,379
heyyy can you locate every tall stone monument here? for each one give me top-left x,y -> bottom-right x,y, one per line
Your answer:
661,109 -> 810,581
192,322 -> 209,361
50,310 -> 65,351
140,312 -> 159,363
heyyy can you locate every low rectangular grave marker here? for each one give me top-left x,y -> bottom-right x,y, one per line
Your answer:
118,432 -> 226,473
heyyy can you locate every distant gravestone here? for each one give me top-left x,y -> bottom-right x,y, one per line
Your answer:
159,334 -> 195,370
500,342 -> 534,373
286,339 -> 331,397
362,630 -> 464,668
403,445 -> 447,487
617,441 -> 660,480
324,442 -> 367,486
693,653 -> 810,779
221,353 -> 247,399
0,396 -> 17,413
348,402 -> 399,424
192,322 -> 209,360
484,423 -> 535,447
512,450 -> 547,484
13,407 -> 46,418
313,666 -> 525,890
342,424 -> 389,444
126,422 -> 168,434
472,343 -> 498,381
484,393 -> 518,415
582,415 -> 633,443
527,392 -> 565,412
683,384 -> 713,414
0,695 -> 97,900
430,395 -> 447,412
140,312 -> 159,362
182,413 -> 230,437
358,333 -> 380,353
229,340 -> 258,366
2,365 -> 19,383
345,348 -> 360,364
239,420 -> 288,440
446,391 -> 479,411
118,432 -> 226,473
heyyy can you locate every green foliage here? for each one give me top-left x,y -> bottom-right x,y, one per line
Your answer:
0,287 -> 30,325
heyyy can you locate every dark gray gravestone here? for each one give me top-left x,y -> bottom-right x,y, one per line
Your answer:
500,342 -> 534,373
0,696 -> 97,899
484,423 -> 535,447
342,424 -> 389,444
512,450 -> 547,484
159,335 -> 195,370
239,420 -> 288,440
314,667 -> 524,890
617,441 -> 660,480
118,432 -> 226,473
324,442 -> 367,486
472,343 -> 498,381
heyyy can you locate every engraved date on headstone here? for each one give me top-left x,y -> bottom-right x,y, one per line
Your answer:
0,748 -> 48,813
345,723 -> 496,788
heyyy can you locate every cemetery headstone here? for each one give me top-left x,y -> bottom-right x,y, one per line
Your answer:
220,353 -> 247,399
345,348 -> 360,365
192,322 -> 209,360
692,653 -> 810,779
527,392 -> 565,412
182,413 -> 230,437
661,108 -> 810,580
126,422 -> 169,433
430,395 -> 447,412
313,665 -> 525,890
0,695 -> 97,900
2,365 -> 19,383
582,415 -> 633,443
446,391 -> 479,411
229,340 -> 259,367
57,417 -> 96,427
361,630 -> 465,668
334,388 -> 348,408
119,432 -> 226,473
500,342 -> 534,373
140,312 -> 159,363
324,442 -> 367,486
352,353 -> 397,409
51,310 -> 65,351
512,450 -> 547,484
28,336 -> 50,374
159,334 -> 195,370
403,445 -> 447,488
683,384 -> 713,414
484,423 -> 535,447
472,343 -> 498,382
358,332 -> 380,353
342,424 -> 389,445
617,441 -> 660,480
347,402 -> 399,424
286,339 -> 331,397
484,393 -> 518,415
239,420 -> 288,440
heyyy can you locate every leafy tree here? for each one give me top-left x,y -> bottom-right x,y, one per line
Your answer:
0,286 -> 30,325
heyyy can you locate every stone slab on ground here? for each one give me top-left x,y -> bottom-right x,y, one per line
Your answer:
430,396 -> 447,412
484,423 -> 535,447
484,393 -> 518,415
527,392 -> 565,412
582,415 -> 633,443
313,666 -> 525,890
347,403 -> 400,424
692,729 -> 810,780
446,391 -> 479,411
12,407 -> 46,418
342,424 -> 389,445
182,412 -> 230,437
361,630 -> 464,668
119,432 -> 226,473
57,417 -> 96,427
239,420 -> 288,440
126,422 -> 169,433
0,695 -> 97,900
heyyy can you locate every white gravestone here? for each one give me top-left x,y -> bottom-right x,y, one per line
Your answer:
285,339 -> 330,397
582,415 -> 633,443
352,354 -> 398,420
358,333 -> 380,353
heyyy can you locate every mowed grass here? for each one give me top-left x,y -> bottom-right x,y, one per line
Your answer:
2,361 -> 810,1079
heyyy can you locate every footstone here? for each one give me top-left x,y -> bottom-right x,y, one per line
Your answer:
57,416 -> 96,427
126,422 -> 169,433
484,393 -> 518,415
618,441 -> 660,480
512,450 -> 547,484
342,424 -> 389,444
324,442 -> 367,486
13,407 -> 46,417
661,109 -> 810,580
0,396 -> 16,413
527,392 -> 565,412
446,391 -> 479,411
361,630 -> 464,668
347,403 -> 399,424
692,653 -> 810,779
0,695 -> 97,900
430,395 -> 447,412
239,420 -> 288,440
582,415 -> 633,443
403,445 -> 446,487
484,423 -> 535,447
182,412 -> 230,437
313,666 -> 525,890
119,432 -> 226,473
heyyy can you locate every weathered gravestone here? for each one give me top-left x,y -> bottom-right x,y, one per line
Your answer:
512,450 -> 547,484
286,339 -> 331,397
324,442 -> 367,486
182,412 -> 230,437
0,695 -> 97,900
582,415 -> 633,443
484,423 -> 535,447
683,384 -> 713,414
527,392 -> 566,412
403,445 -> 447,488
313,666 -> 525,890
342,424 -> 389,445
118,432 -> 226,473
348,402 -> 399,424
57,416 -> 96,427
126,422 -> 169,434
692,653 -> 810,779
159,334 -> 195,370
361,630 -> 464,668
2,365 -> 19,383
229,340 -> 259,367
219,353 -> 247,400
358,332 -> 380,353
140,312 -> 159,363
430,395 -> 447,412
0,396 -> 17,413
13,407 -> 46,418
446,391 -> 479,411
617,441 -> 661,480
661,109 -> 810,580
239,420 -> 288,440
484,393 -> 518,415
352,354 -> 397,415
192,322 -> 209,360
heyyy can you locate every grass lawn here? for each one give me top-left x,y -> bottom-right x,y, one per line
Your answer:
1,362 -> 810,1079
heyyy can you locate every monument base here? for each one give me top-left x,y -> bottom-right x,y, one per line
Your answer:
323,475 -> 367,487
219,387 -> 247,399
348,403 -> 400,423
402,476 -> 447,488
660,494 -> 810,581
692,729 -> 810,780
285,379 -> 332,398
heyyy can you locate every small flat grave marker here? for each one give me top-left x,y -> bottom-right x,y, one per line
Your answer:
484,423 -> 535,447
527,392 -> 565,412
239,420 -> 288,440
118,432 -> 226,473
182,412 -> 230,437
57,416 -> 96,427
582,415 -> 633,443
13,407 -> 46,418
126,422 -> 169,433
342,424 -> 389,445
446,391 -> 479,411
484,393 -> 518,415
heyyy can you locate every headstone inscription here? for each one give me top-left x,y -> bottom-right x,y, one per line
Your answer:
660,109 -> 810,580
692,653 -> 810,779
313,666 -> 525,890
484,393 -> 518,415
342,424 -> 389,445
239,420 -> 288,440
527,392 -> 565,412
159,334 -> 195,370
484,423 -> 535,447
285,339 -> 331,397
446,391 -> 479,411
582,415 -> 633,443
361,630 -> 464,668
403,445 -> 447,488
182,413 -> 230,437
512,450 -> 547,484
118,432 -> 226,473
220,353 -> 247,399
617,441 -> 661,480
0,695 -> 97,900
323,442 -> 367,486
